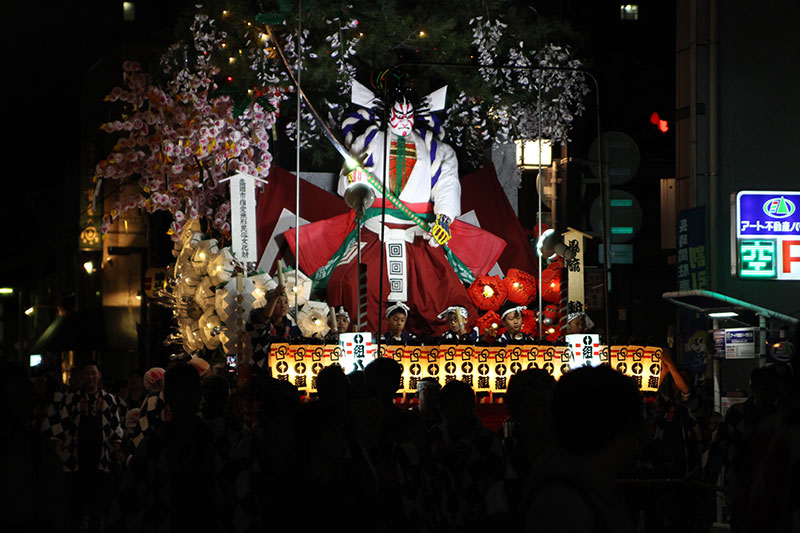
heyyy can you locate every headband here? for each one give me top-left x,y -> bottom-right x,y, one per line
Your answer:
385,301 -> 410,318
567,312 -> 586,323
437,306 -> 468,321
417,379 -> 441,392
336,306 -> 350,320
500,305 -> 526,320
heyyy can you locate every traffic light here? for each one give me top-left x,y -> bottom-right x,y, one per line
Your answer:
650,112 -> 669,133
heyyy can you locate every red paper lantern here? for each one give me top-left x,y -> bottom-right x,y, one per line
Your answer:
521,308 -> 538,336
541,268 -> 562,303
503,268 -> 537,306
467,275 -> 508,311
540,304 -> 560,341
475,310 -> 504,339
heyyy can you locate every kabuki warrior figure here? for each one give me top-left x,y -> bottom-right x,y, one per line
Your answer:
287,79 -> 505,335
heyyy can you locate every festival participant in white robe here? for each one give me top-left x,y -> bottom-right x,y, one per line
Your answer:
285,83 -> 506,336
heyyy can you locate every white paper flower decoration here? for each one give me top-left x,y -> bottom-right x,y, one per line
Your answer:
273,269 -> 312,308
297,300 -> 331,338
248,272 -> 276,309
191,238 -> 219,270
179,317 -> 204,353
194,276 -> 216,311
207,247 -> 236,285
199,310 -> 222,350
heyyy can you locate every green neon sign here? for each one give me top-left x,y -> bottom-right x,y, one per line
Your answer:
611,226 -> 634,235
739,239 -> 776,278
610,199 -> 634,207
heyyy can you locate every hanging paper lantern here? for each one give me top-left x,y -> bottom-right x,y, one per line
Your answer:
207,247 -> 236,285
503,268 -> 537,305
475,310 -> 504,339
296,300 -> 331,339
467,275 -> 507,311
521,308 -> 538,336
541,267 -> 562,304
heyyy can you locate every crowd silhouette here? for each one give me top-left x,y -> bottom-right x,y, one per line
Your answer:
2,344 -> 799,533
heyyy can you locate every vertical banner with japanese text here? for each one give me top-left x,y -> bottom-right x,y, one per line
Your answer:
229,173 -> 258,263
676,207 -> 708,291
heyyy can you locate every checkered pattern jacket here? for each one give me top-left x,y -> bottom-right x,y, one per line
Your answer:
40,388 -> 124,473
130,392 -> 168,450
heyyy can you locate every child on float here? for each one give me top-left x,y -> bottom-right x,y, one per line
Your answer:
325,305 -> 352,342
497,301 -> 533,345
248,286 -> 301,359
382,302 -> 417,345
335,306 -> 352,334
437,305 -> 479,344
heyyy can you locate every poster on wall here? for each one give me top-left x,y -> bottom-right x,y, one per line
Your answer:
723,327 -> 756,359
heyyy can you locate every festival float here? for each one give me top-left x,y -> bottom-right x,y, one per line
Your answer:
95,7 -> 663,401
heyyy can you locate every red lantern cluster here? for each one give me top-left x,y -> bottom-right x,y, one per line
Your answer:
521,308 -> 538,336
540,304 -> 560,342
467,275 -> 507,311
475,310 -> 504,339
503,268 -> 537,306
541,264 -> 563,304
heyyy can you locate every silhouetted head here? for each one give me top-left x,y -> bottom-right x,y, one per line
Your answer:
506,368 -> 556,427
439,380 -> 476,437
551,365 -> 643,467
364,357 -> 403,402
164,363 -> 202,418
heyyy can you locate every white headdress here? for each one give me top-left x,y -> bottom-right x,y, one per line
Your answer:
437,306 -> 468,321
385,301 -> 410,318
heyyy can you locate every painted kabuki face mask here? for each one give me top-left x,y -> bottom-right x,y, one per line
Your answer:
388,99 -> 414,137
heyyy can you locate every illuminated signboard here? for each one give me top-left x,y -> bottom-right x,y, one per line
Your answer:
736,191 -> 800,280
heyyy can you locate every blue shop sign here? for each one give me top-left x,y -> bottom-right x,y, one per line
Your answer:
737,191 -> 800,238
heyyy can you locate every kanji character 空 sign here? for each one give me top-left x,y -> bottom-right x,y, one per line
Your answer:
736,191 -> 800,280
